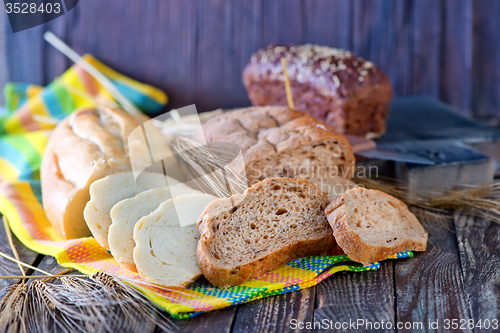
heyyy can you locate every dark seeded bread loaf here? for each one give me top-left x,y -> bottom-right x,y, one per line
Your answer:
197,178 -> 335,288
198,106 -> 355,185
325,187 -> 428,265
242,44 -> 393,138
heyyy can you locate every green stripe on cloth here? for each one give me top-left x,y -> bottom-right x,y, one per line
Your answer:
1,135 -> 41,181
53,82 -> 77,115
4,82 -> 30,113
41,83 -> 74,120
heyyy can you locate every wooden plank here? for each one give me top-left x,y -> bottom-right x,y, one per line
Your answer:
53,0 -> 199,110
410,0 -> 442,98
44,8 -> 72,81
260,0 -> 304,45
31,254 -> 66,276
394,210 -> 472,332
195,0 -> 234,111
232,288 -> 315,333
0,217 -> 40,298
373,0 -> 413,95
455,212 -> 500,325
224,0 -> 263,108
0,11 -> 8,105
168,306 -> 237,333
3,0 -> 497,118
349,0 -> 445,100
472,0 -> 500,121
5,25 -> 46,85
304,0 -> 353,50
440,0 -> 473,115
313,261 -> 395,332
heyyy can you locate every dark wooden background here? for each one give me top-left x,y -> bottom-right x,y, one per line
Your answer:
0,0 -> 499,122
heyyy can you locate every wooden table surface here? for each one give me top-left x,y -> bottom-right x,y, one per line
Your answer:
1,209 -> 499,333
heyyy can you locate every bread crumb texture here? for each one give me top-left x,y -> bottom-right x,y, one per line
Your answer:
199,106 -> 355,184
197,178 -> 335,288
325,187 -> 428,265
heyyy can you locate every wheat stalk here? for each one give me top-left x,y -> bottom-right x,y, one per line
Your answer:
170,135 -> 248,197
2,217 -> 25,280
44,31 -> 141,116
281,57 -> 295,110
353,176 -> 500,223
0,218 -> 177,332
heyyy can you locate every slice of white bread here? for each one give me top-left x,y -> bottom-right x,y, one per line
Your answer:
133,194 -> 217,287
325,187 -> 428,265
197,178 -> 335,288
84,171 -> 182,249
293,175 -> 358,202
109,187 -> 202,272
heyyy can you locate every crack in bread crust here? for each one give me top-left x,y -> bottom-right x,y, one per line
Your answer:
41,106 -> 141,239
200,106 -> 355,185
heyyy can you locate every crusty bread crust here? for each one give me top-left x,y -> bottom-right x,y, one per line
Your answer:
41,106 -> 141,239
197,235 -> 333,288
325,188 -> 427,265
199,106 -> 355,184
197,178 -> 334,288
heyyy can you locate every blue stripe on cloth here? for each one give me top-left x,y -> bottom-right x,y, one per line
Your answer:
286,256 -> 340,274
113,81 -> 164,115
0,139 -> 35,182
40,85 -> 70,120
186,281 -> 265,304
29,180 -> 42,205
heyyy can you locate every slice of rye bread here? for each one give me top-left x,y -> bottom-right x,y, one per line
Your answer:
197,178 -> 335,288
325,187 -> 428,265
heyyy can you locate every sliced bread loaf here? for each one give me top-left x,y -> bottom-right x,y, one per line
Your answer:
84,171 -> 183,250
133,194 -> 217,287
198,106 -> 355,185
197,178 -> 334,288
325,187 -> 428,265
109,186 -> 202,272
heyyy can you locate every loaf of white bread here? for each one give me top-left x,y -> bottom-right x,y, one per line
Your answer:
41,107 -> 141,239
